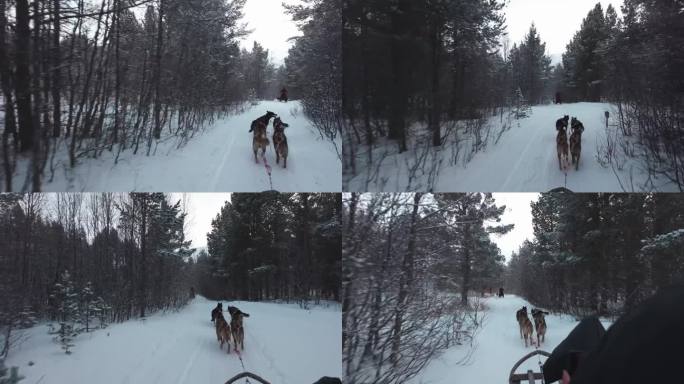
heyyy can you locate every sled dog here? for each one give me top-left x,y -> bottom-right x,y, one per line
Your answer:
531,308 -> 549,347
569,117 -> 585,171
516,306 -> 534,347
272,117 -> 289,168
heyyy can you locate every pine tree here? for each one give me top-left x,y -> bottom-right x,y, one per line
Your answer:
0,359 -> 24,384
51,270 -> 79,354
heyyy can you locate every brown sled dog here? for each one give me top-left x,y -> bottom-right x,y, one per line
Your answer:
250,111 -> 276,163
531,308 -> 548,347
569,117 -> 585,171
516,306 -> 534,347
215,312 -> 232,353
556,123 -> 569,170
228,306 -> 250,351
272,117 -> 289,168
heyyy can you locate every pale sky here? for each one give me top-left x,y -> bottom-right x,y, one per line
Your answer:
504,0 -> 623,56
173,193 -> 232,249
490,193 -> 539,261
240,0 -> 303,64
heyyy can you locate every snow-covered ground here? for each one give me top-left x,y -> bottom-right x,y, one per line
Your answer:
25,100 -> 341,192
4,297 -> 342,384
410,295 -> 611,384
348,102 -> 676,192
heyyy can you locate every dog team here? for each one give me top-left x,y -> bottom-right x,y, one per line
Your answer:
249,111 -> 290,168
515,306 -> 549,348
555,115 -> 585,171
211,302 -> 250,354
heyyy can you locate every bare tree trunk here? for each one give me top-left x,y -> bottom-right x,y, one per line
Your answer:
391,192 -> 422,365
52,0 -> 61,138
0,0 -> 17,190
15,0 -> 34,153
153,0 -> 164,140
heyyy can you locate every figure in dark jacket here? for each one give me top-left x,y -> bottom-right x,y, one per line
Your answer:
278,87 -> 288,102
545,285 -> 684,384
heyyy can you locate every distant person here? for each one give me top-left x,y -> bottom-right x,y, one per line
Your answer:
555,92 -> 562,104
278,87 -> 288,102
544,285 -> 684,384
498,287 -> 504,298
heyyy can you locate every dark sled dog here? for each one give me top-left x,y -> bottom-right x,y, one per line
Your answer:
211,302 -> 223,323
516,306 -> 534,347
272,117 -> 289,168
569,117 -> 585,171
556,115 -> 569,131
250,111 -> 276,163
531,308 -> 549,347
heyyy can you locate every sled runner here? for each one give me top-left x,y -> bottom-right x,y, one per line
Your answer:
508,350 -> 550,384
225,372 -> 271,384
225,372 -> 342,384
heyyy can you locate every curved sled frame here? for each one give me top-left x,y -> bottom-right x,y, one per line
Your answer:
225,372 -> 271,384
508,350 -> 551,384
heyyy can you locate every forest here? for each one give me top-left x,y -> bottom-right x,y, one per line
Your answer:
195,192 -> 342,304
0,193 -> 194,357
0,0 -> 341,191
342,0 -> 684,191
507,192 -> 684,317
0,192 -> 342,361
342,192 -> 512,384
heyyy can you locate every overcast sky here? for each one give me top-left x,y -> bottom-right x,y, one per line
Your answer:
504,0 -> 622,56
490,193 -> 539,261
174,193 -> 231,249
240,0 -> 303,64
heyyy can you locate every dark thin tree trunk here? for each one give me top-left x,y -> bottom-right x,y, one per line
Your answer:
52,0 -> 61,137
15,0 -> 34,152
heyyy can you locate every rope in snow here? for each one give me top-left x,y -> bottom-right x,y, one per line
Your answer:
262,151 -> 273,191
235,349 -> 251,384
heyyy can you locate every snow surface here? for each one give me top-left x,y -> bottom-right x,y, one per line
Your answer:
410,294 -> 612,384
4,297 -> 341,384
348,102 -> 676,192
26,100 -> 341,192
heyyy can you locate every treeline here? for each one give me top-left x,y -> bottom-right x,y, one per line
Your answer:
507,192 -> 684,318
0,0 -> 299,192
343,193 -> 511,383
284,0 -> 341,153
0,193 -> 194,357
197,193 -> 341,304
342,0 -> 564,188
556,1 -> 684,190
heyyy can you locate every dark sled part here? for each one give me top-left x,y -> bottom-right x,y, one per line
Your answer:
542,317 -> 605,383
225,372 -> 270,384
547,187 -> 573,194
509,350 -> 551,384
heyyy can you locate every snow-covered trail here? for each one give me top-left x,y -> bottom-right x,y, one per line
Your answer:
38,100 -> 341,192
5,297 -> 341,384
437,102 -> 644,192
411,295 -> 611,384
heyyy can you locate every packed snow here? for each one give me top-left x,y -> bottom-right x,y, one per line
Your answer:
410,294 -> 611,384
348,102 -> 676,192
21,100 -> 341,192
4,297 -> 342,384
